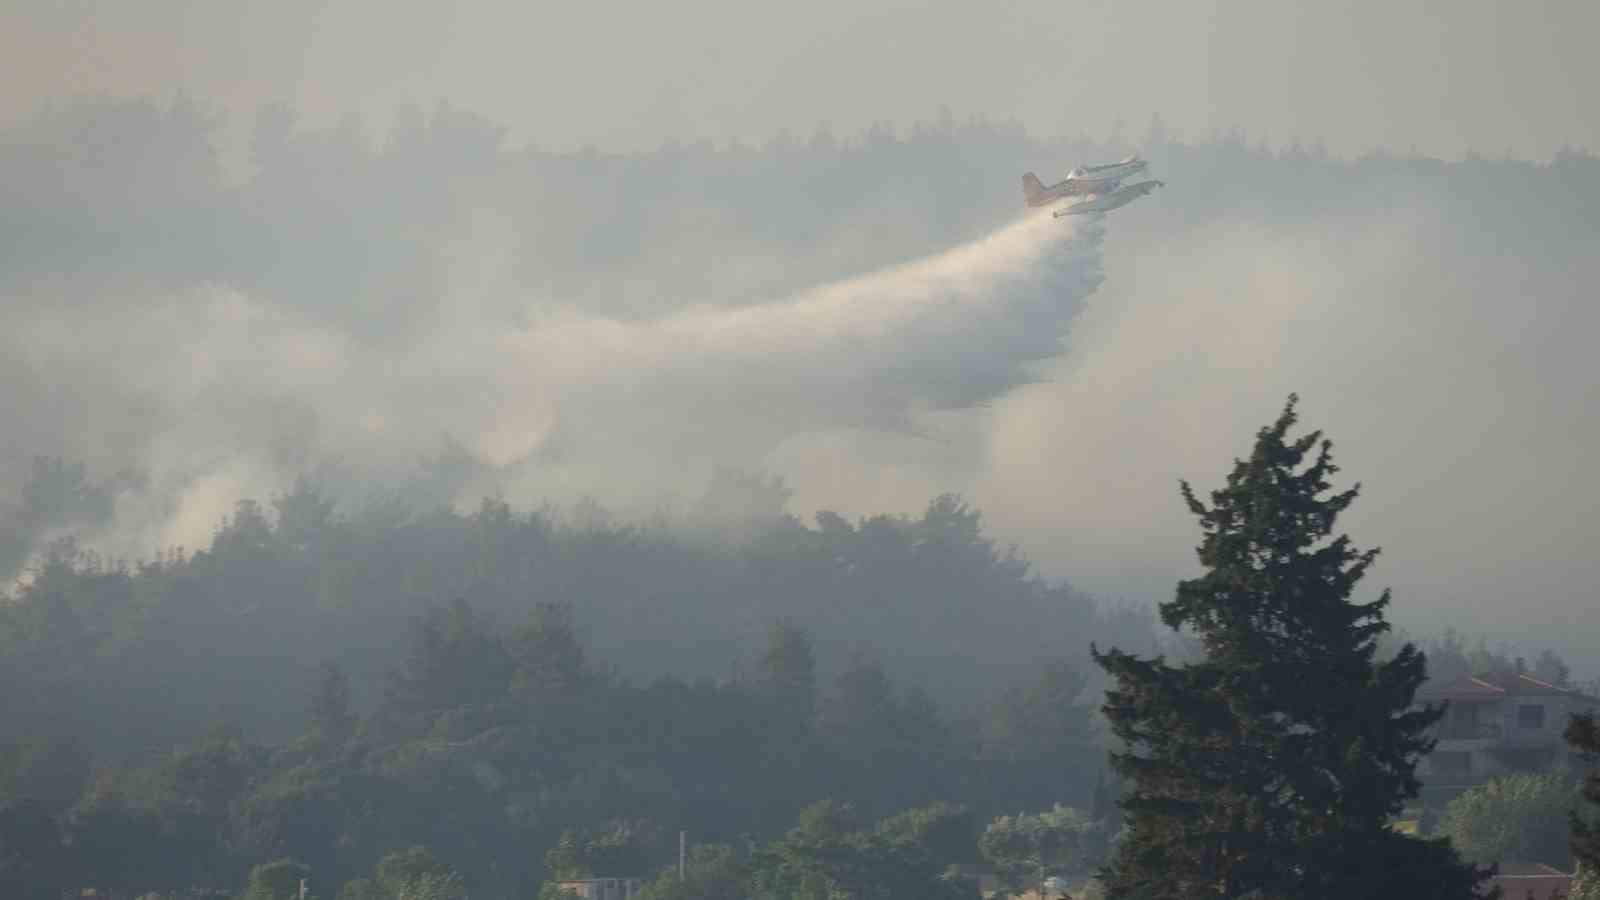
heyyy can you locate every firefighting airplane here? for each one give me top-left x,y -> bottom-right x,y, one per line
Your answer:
1021,156 -> 1148,206
1020,155 -> 1162,217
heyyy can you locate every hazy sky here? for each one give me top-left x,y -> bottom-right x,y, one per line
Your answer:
4,0 -> 1596,160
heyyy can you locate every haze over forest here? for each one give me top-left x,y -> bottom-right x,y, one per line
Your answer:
3,3 -> 1599,897
2,92 -> 1597,669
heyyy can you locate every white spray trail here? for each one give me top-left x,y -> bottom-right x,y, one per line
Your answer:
489,211 -> 1106,459
4,210 -> 1106,565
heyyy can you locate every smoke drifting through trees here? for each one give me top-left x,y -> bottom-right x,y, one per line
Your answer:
0,99 -> 1107,581
0,488 -> 1128,897
3,96 -> 1598,660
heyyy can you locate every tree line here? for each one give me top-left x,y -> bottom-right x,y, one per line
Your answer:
5,400 -> 1599,898
1,471 -> 1136,897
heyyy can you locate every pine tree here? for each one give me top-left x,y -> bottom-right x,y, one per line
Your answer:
1090,771 -> 1112,823
1091,395 -> 1492,899
308,660 -> 355,746
757,619 -> 817,726
1569,712 -> 1600,879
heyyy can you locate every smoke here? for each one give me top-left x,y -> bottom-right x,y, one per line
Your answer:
8,99 -> 1597,678
965,179 -> 1600,667
3,199 -> 1103,567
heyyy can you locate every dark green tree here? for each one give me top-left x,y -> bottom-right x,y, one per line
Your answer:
1090,771 -> 1113,823
822,653 -> 897,740
373,846 -> 466,900
1569,712 -> 1600,881
749,800 -> 975,900
62,789 -> 168,894
1091,395 -> 1491,900
757,620 -> 817,726
875,802 -> 979,866
634,843 -> 751,900
983,659 -> 1091,763
272,478 -> 339,555
508,601 -> 589,701
242,857 -> 312,900
0,797 -> 68,900
545,819 -> 662,879
0,733 -> 92,813
309,661 -> 356,747
381,598 -> 510,728
979,805 -> 1093,893
1439,772 -> 1576,867
338,846 -> 465,900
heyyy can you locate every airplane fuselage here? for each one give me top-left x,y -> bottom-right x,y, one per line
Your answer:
1053,180 -> 1164,217
1024,178 -> 1103,206
1022,157 -> 1148,207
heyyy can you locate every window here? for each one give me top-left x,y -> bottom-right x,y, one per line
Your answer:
1518,704 -> 1546,729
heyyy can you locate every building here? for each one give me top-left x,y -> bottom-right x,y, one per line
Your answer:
552,877 -> 647,900
1482,861 -> 1573,899
1416,672 -> 1600,797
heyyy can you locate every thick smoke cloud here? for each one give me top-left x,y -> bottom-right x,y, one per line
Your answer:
13,213 -> 1099,560
0,99 -> 1104,571
963,151 -> 1600,669
3,97 -> 1597,677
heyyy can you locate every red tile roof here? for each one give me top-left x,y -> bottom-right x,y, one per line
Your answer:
1484,861 -> 1572,898
1420,675 -> 1507,700
1498,862 -> 1569,877
1420,672 -> 1598,702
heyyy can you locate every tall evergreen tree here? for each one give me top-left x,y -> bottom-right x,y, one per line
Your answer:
308,661 -> 355,747
509,601 -> 589,700
757,620 -> 817,726
1091,395 -> 1491,899
1569,712 -> 1600,876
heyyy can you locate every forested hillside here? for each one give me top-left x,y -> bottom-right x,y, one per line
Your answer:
3,100 -> 1598,897
0,470 -> 1136,896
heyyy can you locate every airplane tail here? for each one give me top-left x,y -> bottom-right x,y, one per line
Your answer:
1022,172 -> 1046,205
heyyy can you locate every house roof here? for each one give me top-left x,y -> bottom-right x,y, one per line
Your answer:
1419,672 -> 1600,702
1496,862 -> 1569,877
1484,861 -> 1573,898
